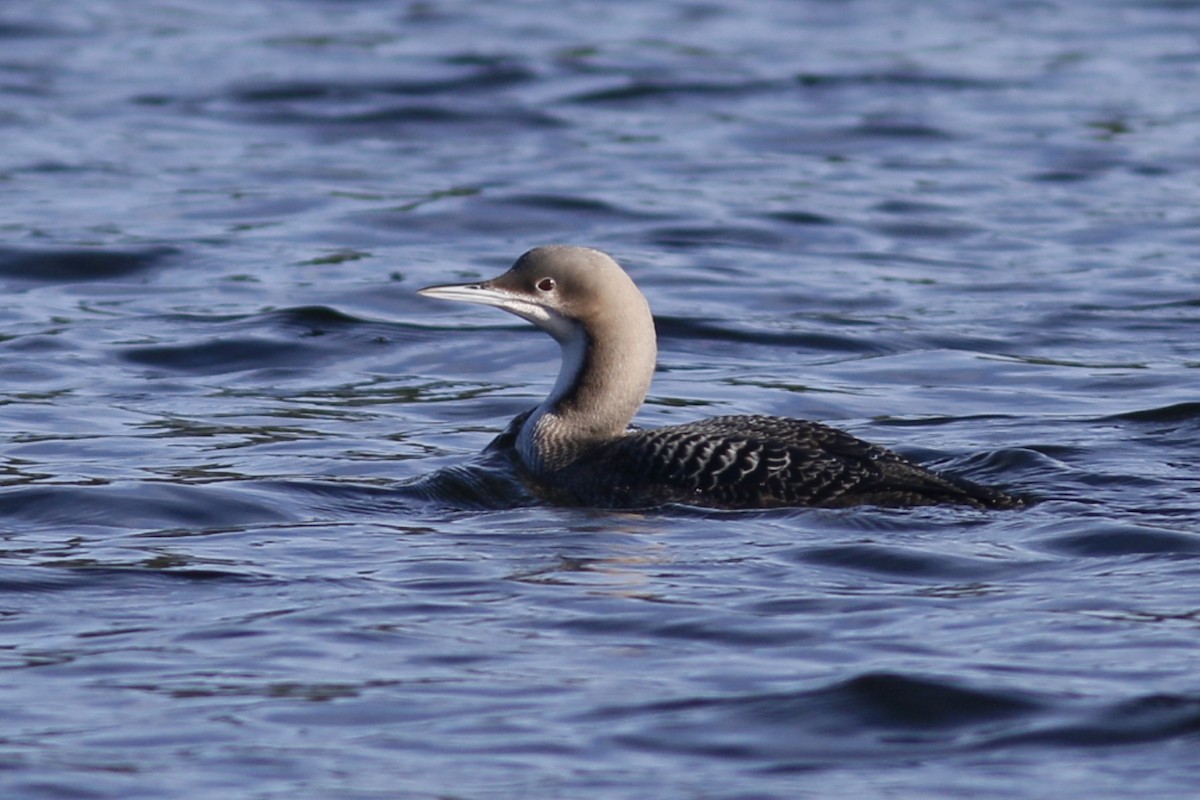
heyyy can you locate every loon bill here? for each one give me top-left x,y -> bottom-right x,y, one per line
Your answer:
418,245 -> 1021,510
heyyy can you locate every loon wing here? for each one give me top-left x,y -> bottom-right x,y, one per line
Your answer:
602,415 -> 1016,509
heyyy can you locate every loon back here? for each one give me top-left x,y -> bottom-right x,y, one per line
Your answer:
487,411 -> 1019,510
419,246 -> 1021,511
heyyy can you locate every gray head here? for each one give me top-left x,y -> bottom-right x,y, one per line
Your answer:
419,246 -> 659,449
418,245 -> 653,346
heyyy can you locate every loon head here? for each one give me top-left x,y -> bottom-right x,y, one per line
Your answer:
418,245 -> 652,348
419,246 -> 659,450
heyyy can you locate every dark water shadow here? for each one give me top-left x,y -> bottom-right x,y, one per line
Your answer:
0,245 -> 178,285
586,670 -> 1200,767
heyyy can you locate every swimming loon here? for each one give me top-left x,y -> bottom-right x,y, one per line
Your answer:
418,245 -> 1020,510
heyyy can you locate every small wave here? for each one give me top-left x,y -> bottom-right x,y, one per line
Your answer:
504,193 -> 654,221
761,210 -> 839,227
120,337 -> 312,374
398,456 -> 539,511
226,65 -> 537,105
0,482 -> 290,533
1036,521 -> 1200,557
590,670 -> 1200,765
590,671 -> 1044,762
645,223 -> 787,250
248,104 -> 562,132
566,77 -> 774,105
847,119 -> 956,140
656,315 -> 895,355
0,245 -> 177,284
996,693 -> 1200,748
795,70 -> 1017,91
360,191 -> 650,238
793,542 -> 1010,580
1105,402 -> 1200,424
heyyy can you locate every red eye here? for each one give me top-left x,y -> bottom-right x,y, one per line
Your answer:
536,277 -> 556,292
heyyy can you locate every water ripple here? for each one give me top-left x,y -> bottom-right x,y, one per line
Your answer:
0,246 -> 178,284
2,1 -> 1200,798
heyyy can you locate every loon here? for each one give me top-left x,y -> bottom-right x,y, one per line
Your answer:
418,245 -> 1020,510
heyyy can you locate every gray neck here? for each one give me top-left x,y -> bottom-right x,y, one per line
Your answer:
517,315 -> 657,476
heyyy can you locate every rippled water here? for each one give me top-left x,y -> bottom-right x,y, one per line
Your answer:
2,1 -> 1200,798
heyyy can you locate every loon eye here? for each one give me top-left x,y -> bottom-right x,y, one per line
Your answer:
536,277 -> 556,292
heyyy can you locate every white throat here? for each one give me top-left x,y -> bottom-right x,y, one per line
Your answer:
515,325 -> 588,473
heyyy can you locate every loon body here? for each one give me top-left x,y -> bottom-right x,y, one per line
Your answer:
419,246 -> 1019,510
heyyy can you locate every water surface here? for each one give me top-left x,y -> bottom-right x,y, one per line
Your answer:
2,1 -> 1199,798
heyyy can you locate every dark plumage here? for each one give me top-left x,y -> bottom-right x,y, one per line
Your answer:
420,246 -> 1021,511
487,411 -> 1018,509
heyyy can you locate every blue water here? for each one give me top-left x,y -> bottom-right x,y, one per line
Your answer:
2,1 -> 1200,797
